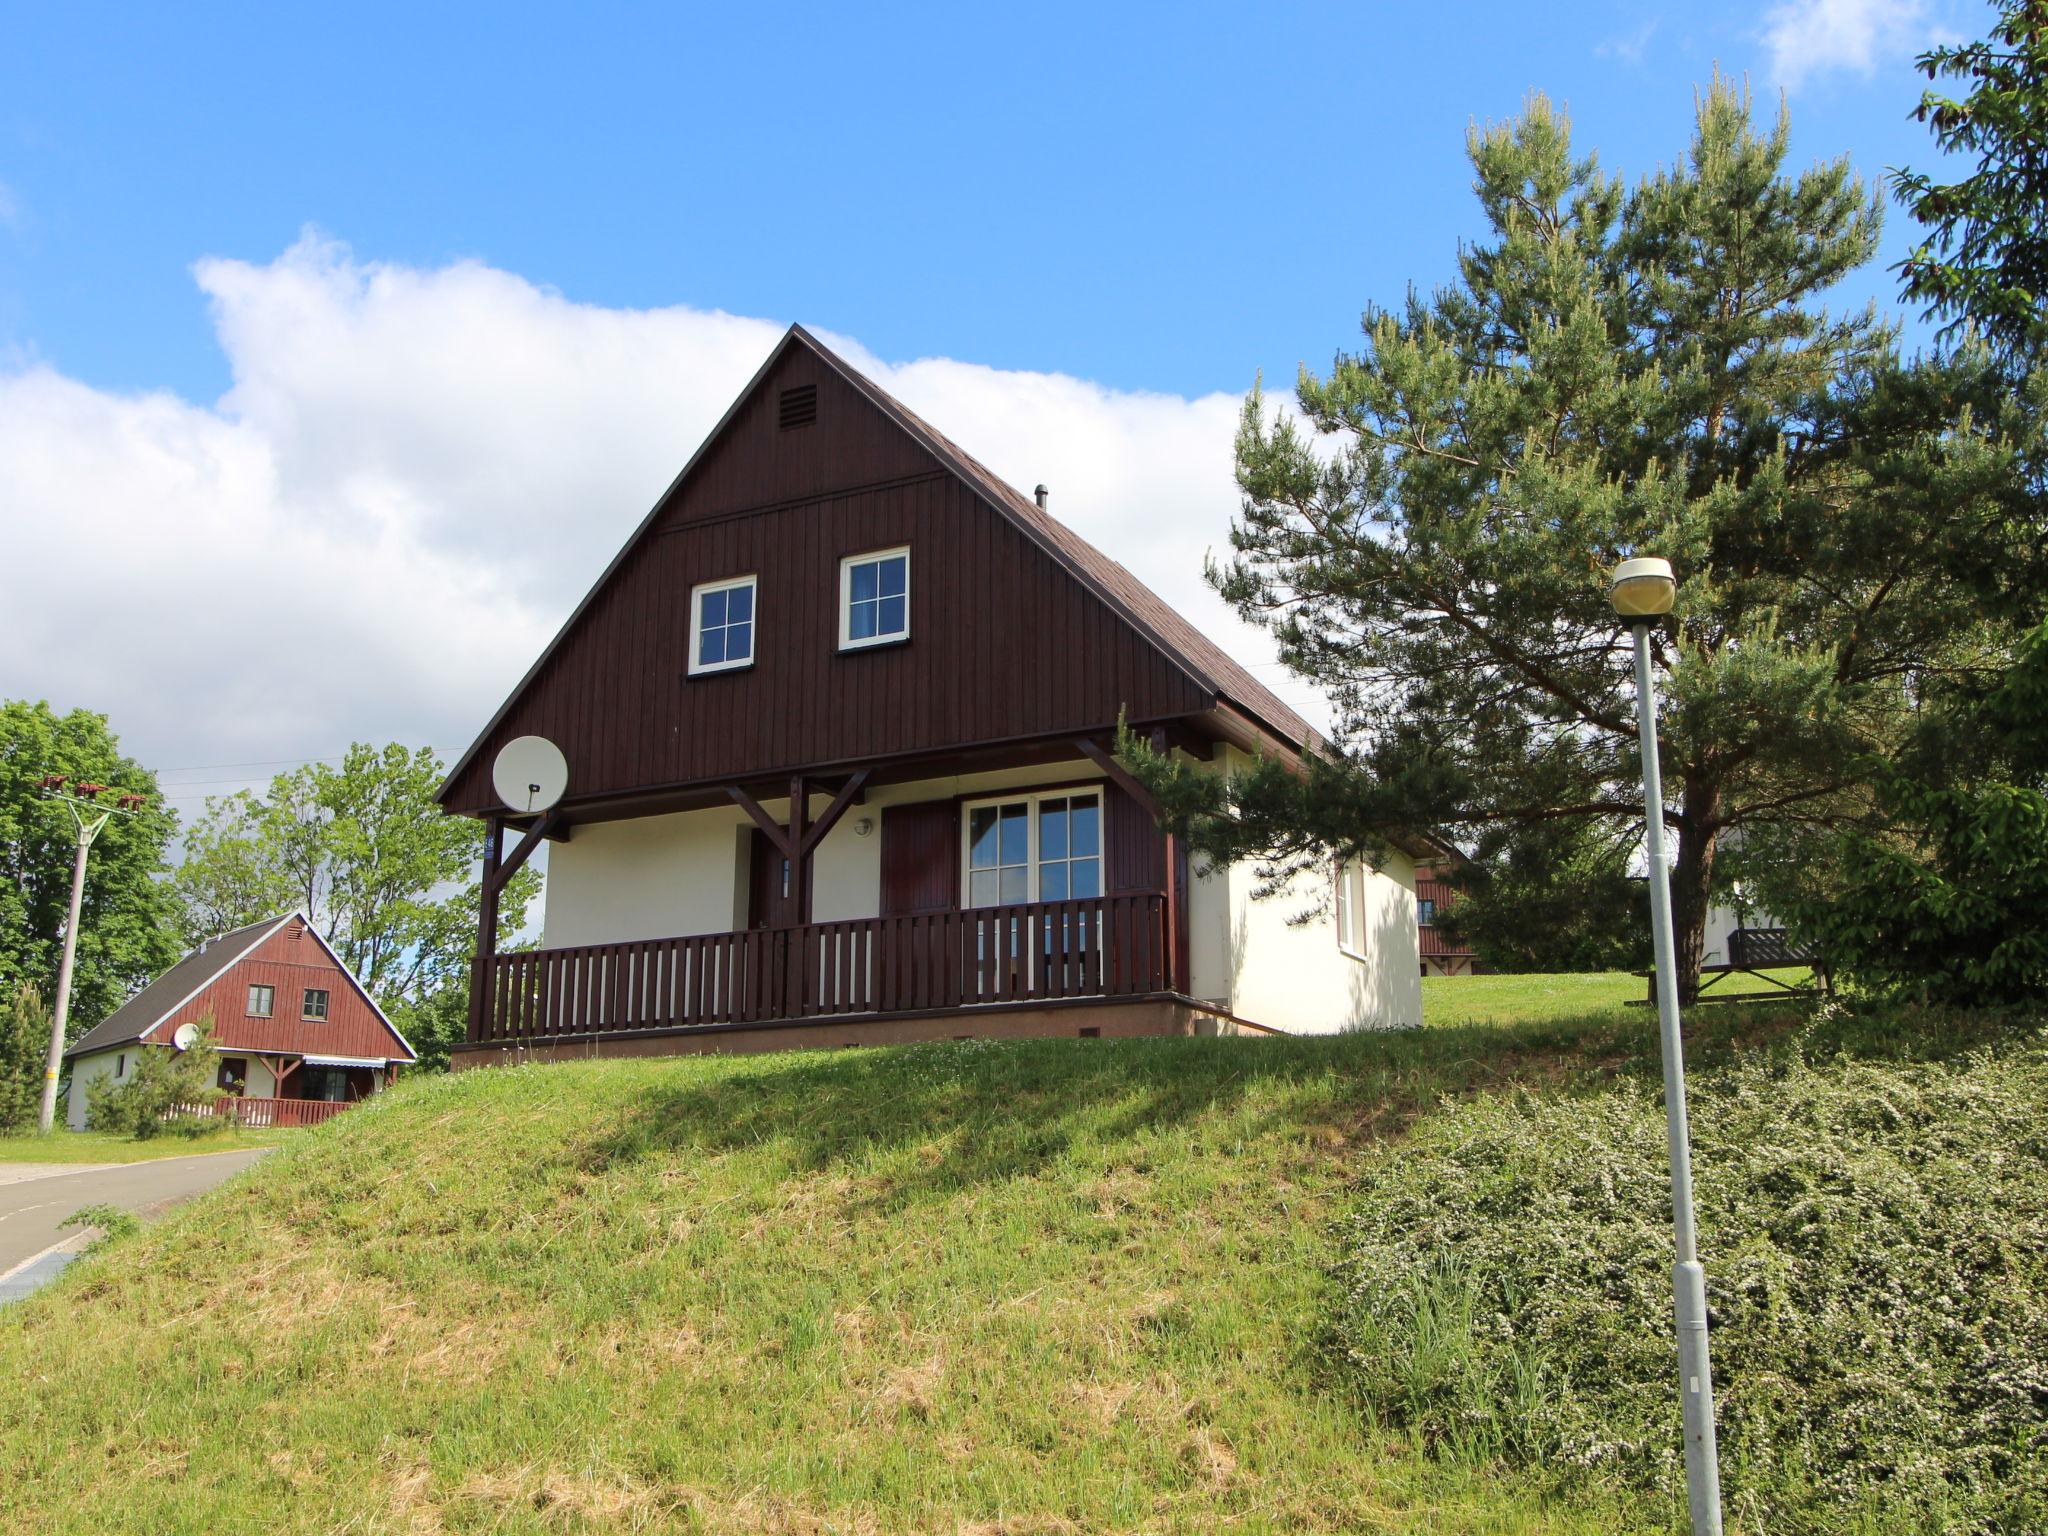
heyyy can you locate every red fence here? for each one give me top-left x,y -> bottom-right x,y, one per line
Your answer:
472,893 -> 1170,1044
172,1097 -> 355,1129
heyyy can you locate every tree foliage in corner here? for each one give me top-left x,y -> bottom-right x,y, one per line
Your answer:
1126,81 -> 2042,997
172,744 -> 539,1068
1892,0 -> 2048,361
0,701 -> 182,1036
0,983 -> 50,1132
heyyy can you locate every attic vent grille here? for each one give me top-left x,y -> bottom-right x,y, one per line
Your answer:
778,384 -> 818,430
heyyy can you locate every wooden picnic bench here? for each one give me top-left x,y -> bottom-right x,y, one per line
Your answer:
1633,927 -> 1831,1006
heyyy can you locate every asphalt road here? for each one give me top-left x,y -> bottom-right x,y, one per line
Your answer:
0,1149 -> 269,1301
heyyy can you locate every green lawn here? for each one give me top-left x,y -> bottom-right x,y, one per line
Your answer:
0,1125 -> 290,1165
1421,968 -> 1816,1026
0,1012 -> 1781,1536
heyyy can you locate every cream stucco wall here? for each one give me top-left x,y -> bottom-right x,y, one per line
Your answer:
64,1049 -> 124,1130
1220,850 -> 1421,1033
542,809 -> 754,947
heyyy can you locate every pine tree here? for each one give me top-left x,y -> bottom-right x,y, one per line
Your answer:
1129,82 -> 2043,998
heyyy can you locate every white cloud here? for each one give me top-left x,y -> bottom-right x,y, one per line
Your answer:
1596,20 -> 1658,66
0,233 -> 1314,821
1759,0 -> 1951,89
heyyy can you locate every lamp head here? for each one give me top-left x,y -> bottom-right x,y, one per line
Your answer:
1610,556 -> 1676,620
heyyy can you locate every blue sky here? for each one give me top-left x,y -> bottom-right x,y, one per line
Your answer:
0,0 -> 1985,804
0,0 -> 1974,404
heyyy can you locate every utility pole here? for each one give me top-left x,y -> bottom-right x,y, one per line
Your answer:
35,780 -> 145,1134
1610,556 -> 1724,1536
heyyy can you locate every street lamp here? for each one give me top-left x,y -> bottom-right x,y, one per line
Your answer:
34,780 -> 145,1135
1610,555 -> 1724,1536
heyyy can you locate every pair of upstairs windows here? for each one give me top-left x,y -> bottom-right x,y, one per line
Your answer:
246,984 -> 328,1021
687,548 -> 909,676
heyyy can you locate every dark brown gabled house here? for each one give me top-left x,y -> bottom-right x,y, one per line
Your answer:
438,326 -> 1426,1064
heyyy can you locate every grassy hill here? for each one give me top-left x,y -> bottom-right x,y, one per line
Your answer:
0,979 -> 2029,1533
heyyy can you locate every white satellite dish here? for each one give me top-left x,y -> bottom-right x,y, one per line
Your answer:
491,735 -> 570,814
171,1022 -> 200,1052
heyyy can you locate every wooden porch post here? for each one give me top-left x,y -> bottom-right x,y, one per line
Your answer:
788,775 -> 812,923
470,815 -> 504,1043
468,809 -> 564,1042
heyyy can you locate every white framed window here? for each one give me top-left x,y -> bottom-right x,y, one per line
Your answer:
689,574 -> 757,675
301,987 -> 330,1022
839,547 -> 909,649
962,788 -> 1104,907
247,983 -> 274,1018
1335,860 -> 1368,960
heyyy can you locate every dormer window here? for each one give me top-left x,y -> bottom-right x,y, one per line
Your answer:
839,548 -> 909,649
689,575 -> 757,675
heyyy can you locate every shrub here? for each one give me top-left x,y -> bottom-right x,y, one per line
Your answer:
1327,1019 -> 2048,1532
59,1203 -> 140,1255
84,1017 -> 223,1138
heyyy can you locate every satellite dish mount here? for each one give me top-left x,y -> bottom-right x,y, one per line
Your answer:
491,736 -> 570,816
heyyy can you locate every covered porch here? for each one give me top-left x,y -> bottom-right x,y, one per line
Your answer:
462,731 -> 1212,1057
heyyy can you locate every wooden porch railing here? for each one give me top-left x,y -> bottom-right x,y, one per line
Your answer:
471,893 -> 1171,1044
170,1097 -> 356,1129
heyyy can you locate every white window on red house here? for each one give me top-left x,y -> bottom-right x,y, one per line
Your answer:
301,988 -> 330,1021
247,984 -> 274,1017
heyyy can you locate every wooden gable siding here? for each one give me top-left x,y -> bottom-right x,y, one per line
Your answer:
441,351 -> 1213,815
652,341 -> 935,527
162,918 -> 402,1061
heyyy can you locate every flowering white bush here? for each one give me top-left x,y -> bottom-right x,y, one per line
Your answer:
1328,1022 -> 2048,1532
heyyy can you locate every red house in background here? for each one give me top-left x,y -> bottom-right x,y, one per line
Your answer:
1414,863 -> 1481,977
63,912 -> 416,1129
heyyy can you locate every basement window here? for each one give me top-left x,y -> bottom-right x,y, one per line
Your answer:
689,574 -> 757,675
301,988 -> 330,1022
839,547 -> 909,649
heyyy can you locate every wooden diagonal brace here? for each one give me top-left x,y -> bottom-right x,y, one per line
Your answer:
485,809 -> 565,899
727,784 -> 796,859
1074,737 -> 1165,821
799,768 -> 870,856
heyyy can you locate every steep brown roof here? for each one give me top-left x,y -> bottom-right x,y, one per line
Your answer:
64,915 -> 287,1058
437,326 -> 1317,807
805,331 -> 1316,750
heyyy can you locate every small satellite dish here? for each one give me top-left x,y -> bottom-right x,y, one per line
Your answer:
491,735 -> 570,814
171,1022 -> 200,1052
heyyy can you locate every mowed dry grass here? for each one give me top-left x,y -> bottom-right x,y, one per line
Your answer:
0,1019 -> 1680,1535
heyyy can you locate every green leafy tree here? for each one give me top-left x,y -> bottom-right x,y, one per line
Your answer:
1125,82 -> 2042,1000
1434,820 -> 1649,974
1760,617 -> 2048,1004
84,1017 -> 221,1139
0,701 -> 182,1035
173,744 -> 538,1061
1892,0 -> 2048,361
0,982 -> 49,1132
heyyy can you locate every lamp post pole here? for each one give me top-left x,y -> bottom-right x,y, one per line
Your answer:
1614,556 -> 1723,1536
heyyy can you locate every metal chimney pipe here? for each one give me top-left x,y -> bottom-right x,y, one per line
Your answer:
1034,484 -> 1049,510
